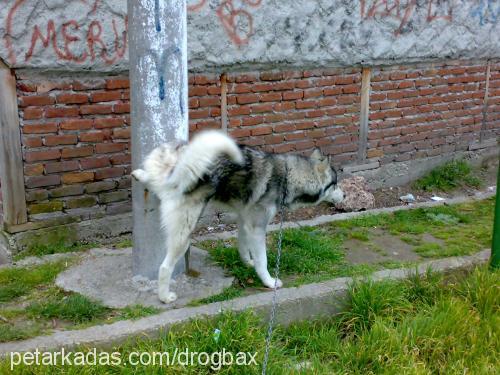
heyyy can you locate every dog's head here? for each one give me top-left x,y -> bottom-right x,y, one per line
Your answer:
310,149 -> 344,205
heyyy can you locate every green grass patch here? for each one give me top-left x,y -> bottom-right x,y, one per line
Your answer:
413,159 -> 482,192
27,293 -> 109,324
0,260 -> 70,303
14,241 -> 97,261
2,266 -> 497,374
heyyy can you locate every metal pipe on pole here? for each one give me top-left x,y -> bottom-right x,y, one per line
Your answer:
128,0 -> 188,279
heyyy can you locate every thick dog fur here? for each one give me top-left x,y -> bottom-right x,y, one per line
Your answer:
132,131 -> 344,303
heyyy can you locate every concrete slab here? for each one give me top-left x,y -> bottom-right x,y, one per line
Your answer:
0,249 -> 490,356
55,247 -> 234,309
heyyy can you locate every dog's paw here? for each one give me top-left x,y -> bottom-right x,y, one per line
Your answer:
244,259 -> 255,267
159,291 -> 177,304
131,169 -> 147,183
264,278 -> 283,289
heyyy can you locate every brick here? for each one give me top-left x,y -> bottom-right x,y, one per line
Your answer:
26,189 -> 49,202
71,79 -> 106,91
273,143 -> 296,153
17,82 -> 37,93
237,94 -> 260,104
229,128 -> 251,138
110,154 -> 131,165
106,202 -> 132,215
228,106 -> 250,116
26,175 -> 61,188
85,180 -> 116,193
61,146 -> 94,159
295,140 -> 316,150
66,196 -> 98,209
24,164 -> 44,176
23,137 -> 43,148
19,95 -> 54,107
25,149 -> 61,162
80,104 -> 113,115
260,71 -> 283,81
259,92 -> 282,102
94,118 -> 124,129
117,177 -> 131,189
98,190 -> 129,204
60,119 -> 93,130
56,93 -> 88,104
106,78 -> 129,89
242,116 -> 264,126
90,91 -> 122,103
45,160 -> 79,174
113,103 -> 130,114
251,126 -> 273,136
296,100 -> 317,109
283,91 -> 303,100
29,201 -> 64,214
50,185 -> 84,198
199,97 -> 220,107
335,76 -> 355,85
95,143 -> 127,154
62,172 -> 94,184
79,132 -> 105,143
45,107 -> 79,118
44,135 -> 78,146
23,123 -> 58,134
113,128 -> 131,139
80,157 -> 111,170
189,86 -> 208,97
250,103 -> 274,113
23,107 -> 44,120
94,167 -> 125,180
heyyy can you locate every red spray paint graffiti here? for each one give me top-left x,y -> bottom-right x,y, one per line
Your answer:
360,0 -> 453,35
188,0 -> 263,46
5,0 -> 127,65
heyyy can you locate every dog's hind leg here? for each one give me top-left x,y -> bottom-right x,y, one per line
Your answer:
157,198 -> 205,303
237,216 -> 254,267
242,205 -> 283,289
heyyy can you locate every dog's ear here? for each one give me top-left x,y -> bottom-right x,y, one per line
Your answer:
311,148 -> 323,160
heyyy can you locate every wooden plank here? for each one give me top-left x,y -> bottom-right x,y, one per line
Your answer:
220,73 -> 228,133
357,67 -> 372,162
480,61 -> 491,143
0,61 -> 28,226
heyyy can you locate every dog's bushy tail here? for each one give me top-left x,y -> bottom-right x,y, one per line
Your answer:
168,130 -> 244,192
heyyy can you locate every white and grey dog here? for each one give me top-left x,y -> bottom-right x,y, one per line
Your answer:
132,131 -> 344,303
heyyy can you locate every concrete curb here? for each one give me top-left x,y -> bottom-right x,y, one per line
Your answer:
195,190 -> 496,242
0,249 -> 490,357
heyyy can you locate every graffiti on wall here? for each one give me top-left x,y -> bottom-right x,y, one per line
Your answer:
360,0 -> 453,35
188,0 -> 263,45
4,0 -> 127,66
470,0 -> 500,25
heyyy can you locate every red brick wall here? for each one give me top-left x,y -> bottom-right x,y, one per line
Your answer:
225,68 -> 361,165
9,60 -> 500,227
367,62 -> 496,164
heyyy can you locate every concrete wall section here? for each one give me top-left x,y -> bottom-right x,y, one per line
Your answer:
1,1 -> 499,71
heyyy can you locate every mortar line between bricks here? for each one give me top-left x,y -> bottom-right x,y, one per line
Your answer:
0,249 -> 490,356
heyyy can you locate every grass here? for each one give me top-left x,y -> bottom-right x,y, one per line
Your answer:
27,293 -> 109,324
0,259 -> 162,343
0,259 -> 70,303
2,266 -> 497,374
14,241 -> 98,261
413,159 -> 482,192
199,198 -> 494,304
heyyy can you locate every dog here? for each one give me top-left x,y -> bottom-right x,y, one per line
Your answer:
132,130 -> 344,303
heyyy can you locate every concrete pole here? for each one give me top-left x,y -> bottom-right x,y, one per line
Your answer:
128,0 -> 188,279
